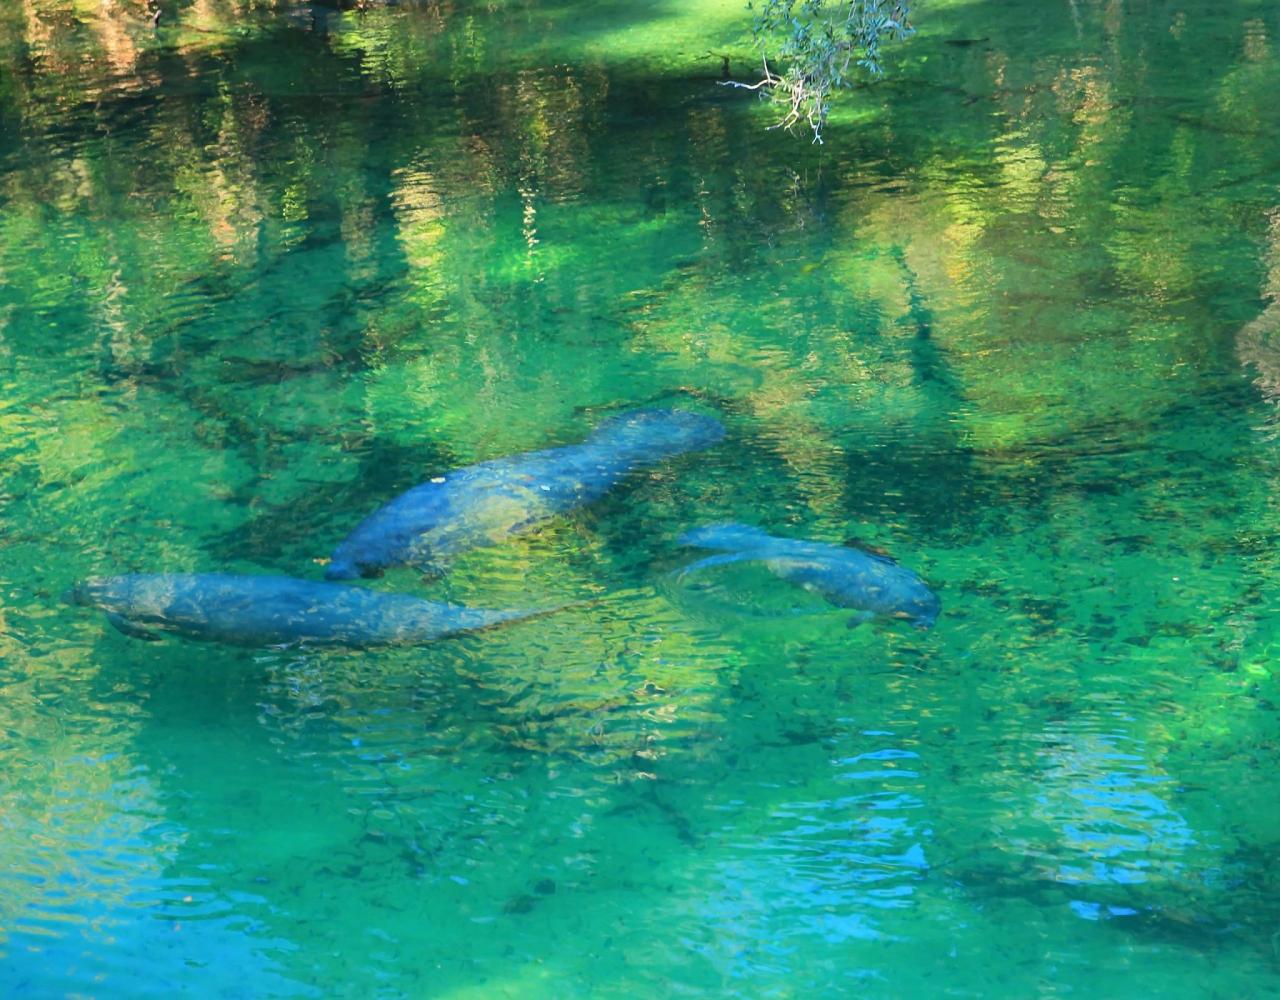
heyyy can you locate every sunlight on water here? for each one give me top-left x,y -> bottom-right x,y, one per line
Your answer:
2,0 -> 1280,996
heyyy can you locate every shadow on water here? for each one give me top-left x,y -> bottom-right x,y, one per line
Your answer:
938,840 -> 1280,962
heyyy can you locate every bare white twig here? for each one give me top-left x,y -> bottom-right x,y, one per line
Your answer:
733,0 -> 914,141
718,56 -> 781,92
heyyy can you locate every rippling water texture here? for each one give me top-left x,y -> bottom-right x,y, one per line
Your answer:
2,0 -> 1280,995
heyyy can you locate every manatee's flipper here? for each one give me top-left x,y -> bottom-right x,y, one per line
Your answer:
106,612 -> 162,641
414,559 -> 450,581
323,558 -> 361,581
675,552 -> 754,580
846,611 -> 876,629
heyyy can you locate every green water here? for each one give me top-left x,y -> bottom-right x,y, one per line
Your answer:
3,0 -> 1280,995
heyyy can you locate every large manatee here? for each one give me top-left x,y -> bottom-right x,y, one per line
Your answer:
678,523 -> 940,628
326,409 -> 725,579
65,573 -> 560,648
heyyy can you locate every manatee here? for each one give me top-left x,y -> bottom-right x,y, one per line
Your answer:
326,409 -> 725,580
677,523 -> 940,628
64,573 -> 560,648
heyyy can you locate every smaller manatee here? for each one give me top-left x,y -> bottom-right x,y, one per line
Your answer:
677,523 -> 940,628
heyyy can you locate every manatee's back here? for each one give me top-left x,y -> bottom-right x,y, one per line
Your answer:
67,574 -> 299,643
125,574 -> 384,645
326,410 -> 722,579
158,575 -> 340,644
391,447 -> 600,558
327,444 -> 602,578
146,576 -> 508,646
326,474 -> 462,578
765,542 -> 940,625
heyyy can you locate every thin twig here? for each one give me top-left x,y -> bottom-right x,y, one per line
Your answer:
718,56 -> 781,91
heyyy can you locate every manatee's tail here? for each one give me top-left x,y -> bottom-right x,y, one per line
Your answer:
677,522 -> 775,552
589,409 -> 725,456
461,598 -> 599,634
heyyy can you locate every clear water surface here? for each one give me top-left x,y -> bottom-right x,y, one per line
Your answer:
2,0 -> 1279,996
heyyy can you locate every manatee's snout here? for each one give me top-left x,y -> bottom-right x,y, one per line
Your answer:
63,579 -> 101,606
913,594 -> 941,630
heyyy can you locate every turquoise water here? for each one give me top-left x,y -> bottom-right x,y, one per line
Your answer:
3,0 -> 1280,995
